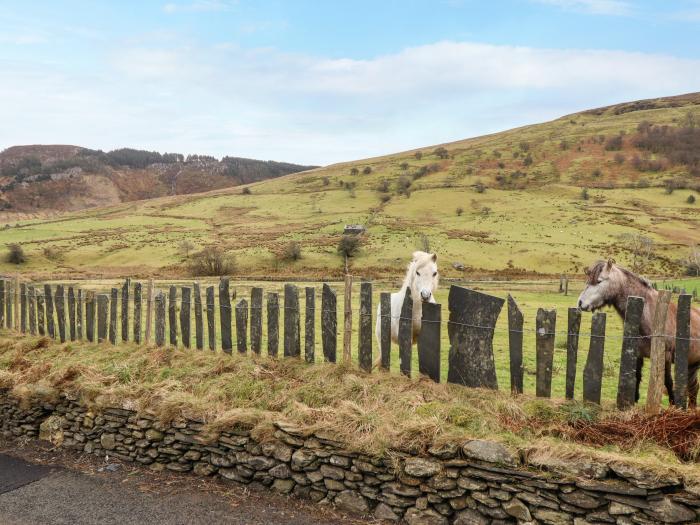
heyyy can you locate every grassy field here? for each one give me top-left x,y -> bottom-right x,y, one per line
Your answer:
0,96 -> 698,280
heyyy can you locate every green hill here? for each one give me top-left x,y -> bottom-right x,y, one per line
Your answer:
2,92 -> 699,280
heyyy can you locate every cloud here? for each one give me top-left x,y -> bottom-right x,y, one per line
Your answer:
532,0 -> 633,15
2,40 -> 700,165
162,1 -> 237,13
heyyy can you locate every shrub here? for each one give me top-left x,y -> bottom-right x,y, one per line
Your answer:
280,241 -> 302,262
379,194 -> 391,203
497,162 -> 505,169
604,135 -> 623,151
581,188 -> 589,200
400,162 -> 409,170
414,151 -> 423,160
43,246 -> 63,261
189,246 -> 236,276
559,140 -> 569,151
362,166 -> 372,175
321,176 -> 330,186
6,244 -> 26,265
592,168 -> 602,178
687,195 -> 696,204
241,187 -> 252,195
337,235 -> 361,259
637,178 -> 650,188
519,141 -> 530,152
376,179 -> 390,193
614,153 -> 625,164
456,207 -> 463,216
474,181 -> 486,193
178,240 -> 196,257
396,176 -> 412,197
433,147 -> 449,159
523,153 -> 533,167
350,167 -> 359,176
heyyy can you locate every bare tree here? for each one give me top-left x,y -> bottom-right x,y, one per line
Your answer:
179,240 -> 196,258
618,233 -> 655,272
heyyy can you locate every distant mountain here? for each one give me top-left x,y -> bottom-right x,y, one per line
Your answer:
0,145 -> 317,212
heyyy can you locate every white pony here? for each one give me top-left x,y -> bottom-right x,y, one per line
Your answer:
375,251 -> 439,345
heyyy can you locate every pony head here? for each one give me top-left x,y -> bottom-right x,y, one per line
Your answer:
410,251 -> 439,302
577,259 -> 621,312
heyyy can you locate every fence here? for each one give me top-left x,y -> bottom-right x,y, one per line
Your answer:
0,276 -> 695,414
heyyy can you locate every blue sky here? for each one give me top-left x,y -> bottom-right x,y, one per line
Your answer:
1,0 -> 700,164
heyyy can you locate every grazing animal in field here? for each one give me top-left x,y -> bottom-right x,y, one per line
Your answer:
375,251 -> 439,346
577,259 -> 700,407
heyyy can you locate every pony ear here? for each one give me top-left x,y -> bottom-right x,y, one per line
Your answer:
606,258 -> 615,269
431,253 -> 437,262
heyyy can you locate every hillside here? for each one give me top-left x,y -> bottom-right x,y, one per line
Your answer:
1,92 -> 699,279
0,145 -> 316,214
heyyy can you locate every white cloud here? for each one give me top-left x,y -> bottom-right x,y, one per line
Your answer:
2,40 -> 699,165
532,0 -> 633,15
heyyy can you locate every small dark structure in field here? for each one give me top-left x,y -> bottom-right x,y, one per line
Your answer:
343,224 -> 365,235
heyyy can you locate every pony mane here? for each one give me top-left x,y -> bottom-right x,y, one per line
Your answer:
586,260 -> 652,289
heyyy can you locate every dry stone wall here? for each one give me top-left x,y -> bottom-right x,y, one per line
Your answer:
1,391 -> 699,524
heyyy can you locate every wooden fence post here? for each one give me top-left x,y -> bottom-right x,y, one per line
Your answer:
675,294 -> 692,410
398,288 -> 413,377
144,278 -> 154,344
68,287 -> 76,341
55,285 -> 66,343
37,293 -> 45,337
0,280 -> 5,328
97,294 -> 108,343
85,292 -> 94,342
565,308 -> 582,400
358,282 -> 372,372
343,275 -> 352,364
447,286 -> 503,389
109,287 -> 118,345
219,278 -> 232,353
5,280 -> 12,329
250,287 -> 263,355
14,276 -> 19,330
235,299 -> 248,354
321,284 -> 336,363
180,287 -> 191,349
121,279 -> 130,342
193,282 -> 203,350
206,286 -> 216,351
155,291 -> 165,347
168,285 -> 178,347
284,284 -> 300,358
77,289 -> 83,340
44,284 -> 55,339
133,282 -> 142,344
20,283 -> 26,333
535,308 -> 556,397
28,286 -> 36,336
583,312 -> 606,404
647,290 -> 672,414
617,296 -> 644,410
507,295 -> 524,395
305,287 -> 315,363
564,276 -> 569,296
379,292 -> 391,371
418,302 -> 440,382
267,292 -> 279,357
559,275 -> 563,293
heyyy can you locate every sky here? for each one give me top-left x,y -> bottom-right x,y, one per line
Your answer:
1,0 -> 700,165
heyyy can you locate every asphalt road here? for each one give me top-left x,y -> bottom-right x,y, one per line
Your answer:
0,450 -> 361,525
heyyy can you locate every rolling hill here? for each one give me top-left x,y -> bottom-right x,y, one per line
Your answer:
1,92 -> 699,280
0,145 -> 316,215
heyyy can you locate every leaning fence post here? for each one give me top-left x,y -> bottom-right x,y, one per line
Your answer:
565,308 -> 582,400
219,278 -> 232,353
418,302 -> 440,383
133,282 -> 142,344
267,292 -> 279,357
0,280 -> 5,328
398,288 -> 413,377
305,287 -> 315,364
507,295 -> 524,395
180,287 -> 191,349
28,286 -> 36,336
617,296 -> 644,410
145,278 -> 154,344
168,285 -> 178,347
358,282 -> 372,372
44,284 -> 55,339
206,286 -> 216,351
77,289 -> 84,340
109,287 -> 118,345
583,312 -> 606,404
284,284 -> 300,358
20,283 -> 26,333
155,291 -> 165,347
447,286 -> 503,389
55,285 -> 66,343
250,287 -> 263,355
85,292 -> 94,342
675,294 -> 692,410
37,293 -> 45,337
97,294 -> 108,343
343,275 -> 353,364
236,299 -> 248,354
535,308 -> 556,397
321,284 -> 337,363
121,279 -> 130,342
68,287 -> 76,341
193,282 -> 203,350
647,290 -> 672,414
377,293 -> 390,371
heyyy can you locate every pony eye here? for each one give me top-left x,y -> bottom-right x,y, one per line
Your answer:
416,271 -> 421,276
433,272 -> 437,277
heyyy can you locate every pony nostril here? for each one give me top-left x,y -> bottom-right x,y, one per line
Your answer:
578,300 -> 583,309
